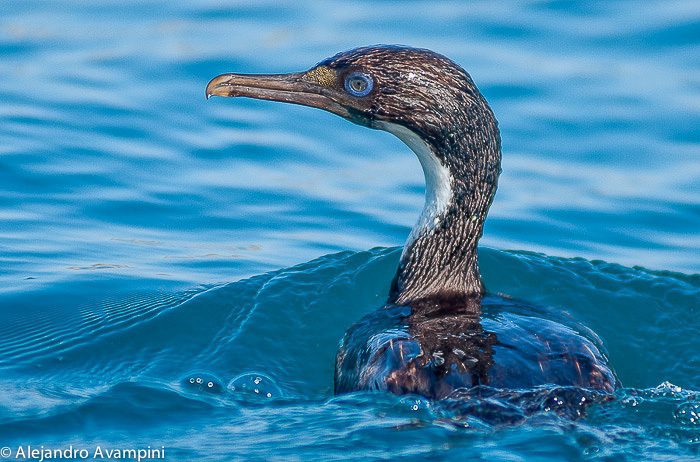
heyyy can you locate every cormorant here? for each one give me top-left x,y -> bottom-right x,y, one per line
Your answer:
207,45 -> 617,400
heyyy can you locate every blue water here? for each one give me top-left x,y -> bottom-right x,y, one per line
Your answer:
1,0 -> 699,460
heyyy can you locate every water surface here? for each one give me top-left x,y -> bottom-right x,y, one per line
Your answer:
1,1 -> 699,460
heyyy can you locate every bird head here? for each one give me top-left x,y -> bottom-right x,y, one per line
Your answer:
207,45 -> 499,168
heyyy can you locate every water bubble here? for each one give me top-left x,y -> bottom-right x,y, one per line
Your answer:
182,372 -> 224,394
228,372 -> 282,399
674,402 -> 700,426
399,395 -> 432,413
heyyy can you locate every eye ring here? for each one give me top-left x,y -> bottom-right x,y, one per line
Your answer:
344,72 -> 373,97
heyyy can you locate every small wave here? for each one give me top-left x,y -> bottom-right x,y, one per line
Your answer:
0,286 -> 210,367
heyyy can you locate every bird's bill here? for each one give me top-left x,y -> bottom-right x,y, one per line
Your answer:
206,72 -> 352,119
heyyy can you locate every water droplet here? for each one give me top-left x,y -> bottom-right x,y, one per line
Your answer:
655,381 -> 683,395
620,396 -> 641,407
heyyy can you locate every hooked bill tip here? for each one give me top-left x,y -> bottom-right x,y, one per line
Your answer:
206,74 -> 233,99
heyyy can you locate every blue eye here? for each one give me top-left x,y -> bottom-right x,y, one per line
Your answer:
344,72 -> 373,96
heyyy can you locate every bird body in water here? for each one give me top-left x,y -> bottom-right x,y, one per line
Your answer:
207,45 -> 617,400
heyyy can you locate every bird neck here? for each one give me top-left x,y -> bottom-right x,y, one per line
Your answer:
378,122 -> 499,306
390,194 -> 485,305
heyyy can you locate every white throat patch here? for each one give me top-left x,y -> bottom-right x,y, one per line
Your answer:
375,121 -> 454,255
